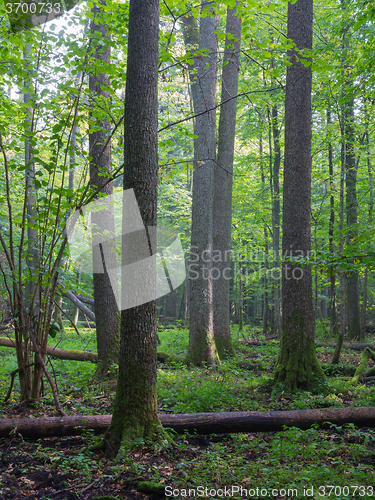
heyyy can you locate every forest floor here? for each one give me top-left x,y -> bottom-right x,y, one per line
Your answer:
0,324 -> 375,500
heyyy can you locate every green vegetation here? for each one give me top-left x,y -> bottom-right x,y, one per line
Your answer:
1,325 -> 374,498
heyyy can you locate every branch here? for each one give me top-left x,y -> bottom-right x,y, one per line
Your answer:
158,87 -> 281,133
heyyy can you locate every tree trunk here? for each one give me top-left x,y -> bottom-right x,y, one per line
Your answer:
53,295 -> 64,331
212,4 -> 241,358
361,107 -> 373,339
102,0 -> 163,458
270,106 -> 281,337
327,109 -> 339,338
345,96 -> 361,340
2,407 -> 375,439
89,0 -> 119,377
260,135 -> 269,335
185,2 -> 220,367
21,44 -> 38,401
273,0 -> 326,391
332,136 -> 348,364
351,348 -> 375,384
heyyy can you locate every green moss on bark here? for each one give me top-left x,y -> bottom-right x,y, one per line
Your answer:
215,336 -> 236,359
185,332 -> 221,368
273,312 -> 327,394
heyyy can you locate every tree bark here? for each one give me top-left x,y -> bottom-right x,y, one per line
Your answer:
212,4 -> 241,358
2,407 -> 375,439
327,109 -> 339,339
89,0 -> 119,376
361,107 -> 373,338
102,0 -> 162,458
332,125 -> 348,364
185,2 -> 220,367
271,106 -> 282,337
344,96 -> 361,340
273,0 -> 326,391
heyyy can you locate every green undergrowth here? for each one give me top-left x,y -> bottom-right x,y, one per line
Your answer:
1,325 -> 375,498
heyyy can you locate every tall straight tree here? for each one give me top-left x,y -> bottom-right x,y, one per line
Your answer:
273,0 -> 325,391
102,0 -> 164,456
89,0 -> 119,376
186,2 -> 220,367
344,95 -> 361,340
271,105 -> 282,337
213,4 -> 241,358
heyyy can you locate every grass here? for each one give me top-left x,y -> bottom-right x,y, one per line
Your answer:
0,324 -> 375,499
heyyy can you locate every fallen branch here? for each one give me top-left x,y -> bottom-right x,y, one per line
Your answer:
0,338 -> 174,364
60,290 -> 95,322
0,407 -> 375,438
316,342 -> 375,351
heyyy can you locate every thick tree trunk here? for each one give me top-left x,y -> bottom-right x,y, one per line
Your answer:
102,0 -> 162,458
89,0 -> 119,376
273,0 -> 326,391
2,407 -> 375,439
212,5 -> 241,358
186,2 -> 220,367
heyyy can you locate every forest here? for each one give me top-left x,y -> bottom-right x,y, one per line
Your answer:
0,0 -> 375,498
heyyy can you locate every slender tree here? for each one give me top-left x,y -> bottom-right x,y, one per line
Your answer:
327,109 -> 339,339
213,4 -> 241,358
271,105 -> 282,338
102,0 -> 165,457
344,94 -> 361,339
89,0 -> 119,376
273,0 -> 326,391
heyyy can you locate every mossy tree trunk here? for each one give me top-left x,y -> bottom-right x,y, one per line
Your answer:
212,4 -> 241,358
273,0 -> 326,392
102,0 -> 163,458
89,0 -> 119,377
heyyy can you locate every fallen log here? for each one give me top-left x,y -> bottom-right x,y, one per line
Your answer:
0,407 -> 375,439
316,342 -> 375,350
0,338 -> 97,362
0,338 -> 173,364
60,290 -> 95,322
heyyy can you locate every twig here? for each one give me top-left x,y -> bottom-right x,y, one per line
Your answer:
3,363 -> 37,403
158,87 -> 281,133
54,300 -> 80,337
29,329 -> 67,416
